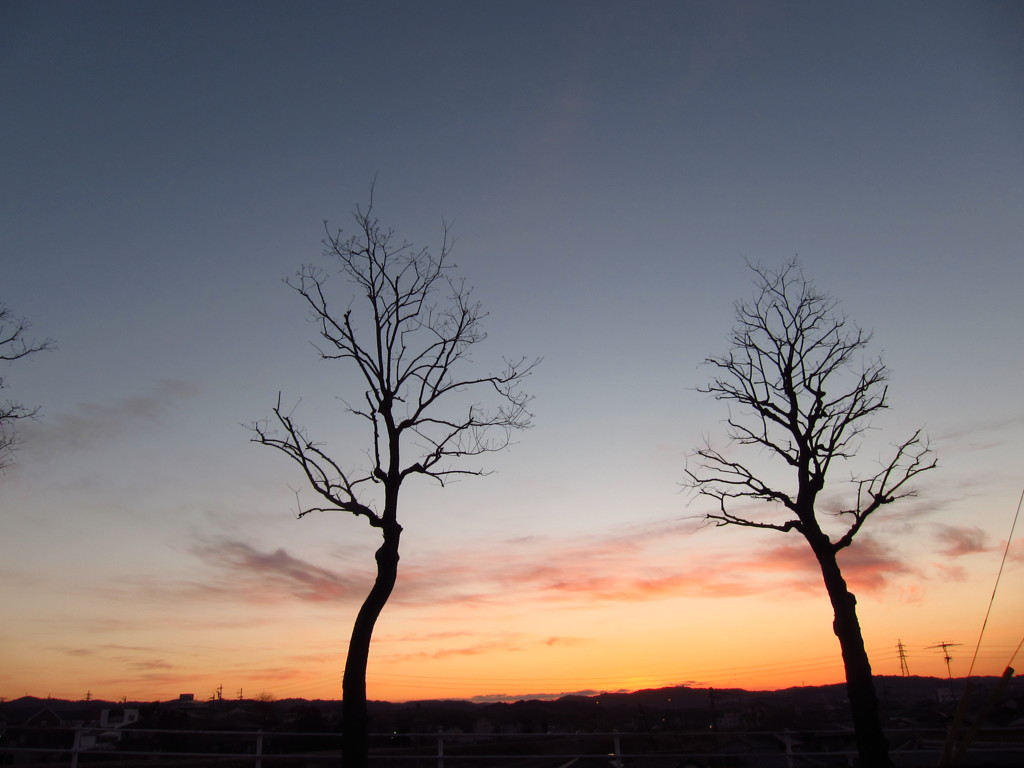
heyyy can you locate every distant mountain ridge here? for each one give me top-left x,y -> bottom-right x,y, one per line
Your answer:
3,674 -> 1020,731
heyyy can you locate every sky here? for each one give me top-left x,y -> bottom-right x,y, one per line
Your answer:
2,0 -> 1022,704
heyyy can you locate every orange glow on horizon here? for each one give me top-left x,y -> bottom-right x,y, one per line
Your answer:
5,489 -> 1020,705
7,614 -> 1019,704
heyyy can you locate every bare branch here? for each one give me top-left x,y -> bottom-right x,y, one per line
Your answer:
686,259 -> 935,546
251,197 -> 538,518
0,304 -> 54,468
250,393 -> 381,525
832,430 -> 937,550
685,442 -> 800,526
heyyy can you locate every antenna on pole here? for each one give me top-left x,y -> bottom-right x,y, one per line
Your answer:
897,640 -> 911,677
928,641 -> 962,679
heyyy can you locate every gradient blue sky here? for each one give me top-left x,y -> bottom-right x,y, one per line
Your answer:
2,1 -> 1022,702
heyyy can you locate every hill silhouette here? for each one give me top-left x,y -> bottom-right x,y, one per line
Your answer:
3,675 -> 1021,734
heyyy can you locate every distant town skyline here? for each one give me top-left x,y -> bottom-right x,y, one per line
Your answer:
2,1 -> 1022,703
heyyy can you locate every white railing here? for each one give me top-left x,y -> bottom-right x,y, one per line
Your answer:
1,725 -> 1022,767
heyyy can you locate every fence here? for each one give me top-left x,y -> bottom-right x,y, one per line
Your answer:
2,725 -> 1023,767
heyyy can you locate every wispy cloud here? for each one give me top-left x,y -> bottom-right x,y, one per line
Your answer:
95,671 -> 190,690
385,639 -> 528,662
378,634 -> 590,664
21,379 -> 201,454
128,659 -> 175,671
104,536 -> 451,609
836,537 -> 915,591
233,666 -> 310,684
542,636 -> 588,647
55,645 -> 181,689
519,528 -> 906,600
933,414 -> 1024,454
933,524 -> 991,557
938,563 -> 970,581
157,514 -> 918,615
58,647 -> 96,657
189,538 -> 365,603
100,644 -> 163,653
1010,538 -> 1024,564
389,525 -> 913,610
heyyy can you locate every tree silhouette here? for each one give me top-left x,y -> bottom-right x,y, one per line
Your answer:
253,194 -> 537,768
686,260 -> 934,768
1,304 -> 53,469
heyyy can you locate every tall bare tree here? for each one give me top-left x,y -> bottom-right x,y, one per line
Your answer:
1,304 -> 53,469
686,260 -> 934,767
253,196 -> 537,768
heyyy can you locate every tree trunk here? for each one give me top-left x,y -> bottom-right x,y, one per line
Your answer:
812,543 -> 893,768
342,526 -> 401,768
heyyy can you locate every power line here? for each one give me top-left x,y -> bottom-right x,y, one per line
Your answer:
966,486 -> 1023,678
1009,635 -> 1024,670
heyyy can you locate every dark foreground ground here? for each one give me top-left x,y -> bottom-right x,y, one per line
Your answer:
3,676 -> 1022,766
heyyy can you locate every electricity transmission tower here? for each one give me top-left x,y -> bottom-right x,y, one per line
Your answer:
897,640 -> 910,677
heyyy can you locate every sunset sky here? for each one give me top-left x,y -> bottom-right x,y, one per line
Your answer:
2,1 -> 1022,704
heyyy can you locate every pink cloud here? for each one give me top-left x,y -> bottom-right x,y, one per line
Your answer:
498,532 -> 910,603
835,537 -> 914,591
174,516 -> 917,615
390,524 -> 908,611
543,636 -> 587,647
934,524 -> 990,557
1009,538 -> 1024,563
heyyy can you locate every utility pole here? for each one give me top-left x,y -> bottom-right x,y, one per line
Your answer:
928,641 -> 962,679
897,640 -> 910,677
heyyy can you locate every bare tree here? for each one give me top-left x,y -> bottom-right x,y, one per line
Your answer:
686,260 -> 934,768
252,196 -> 537,768
1,304 -> 53,469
